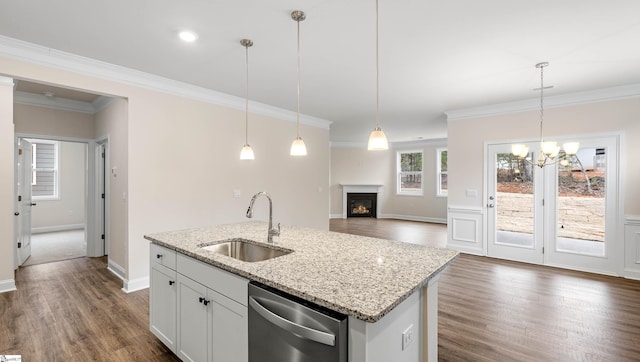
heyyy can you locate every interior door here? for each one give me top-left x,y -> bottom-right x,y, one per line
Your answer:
545,135 -> 621,275
17,138 -> 34,266
487,143 -> 544,264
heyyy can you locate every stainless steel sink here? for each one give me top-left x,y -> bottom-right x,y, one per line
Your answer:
201,238 -> 292,262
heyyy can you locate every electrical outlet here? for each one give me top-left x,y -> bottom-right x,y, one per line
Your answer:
402,324 -> 414,350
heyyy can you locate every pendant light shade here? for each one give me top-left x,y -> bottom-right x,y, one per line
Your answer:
239,38 -> 255,160
368,127 -> 388,150
290,10 -> 307,156
368,0 -> 389,151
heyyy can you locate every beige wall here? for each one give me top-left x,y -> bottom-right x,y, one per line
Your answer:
448,97 -> 640,215
0,55 -> 331,288
0,78 -> 14,285
31,141 -> 86,230
330,142 -> 448,222
14,103 -> 95,139
95,98 -> 128,273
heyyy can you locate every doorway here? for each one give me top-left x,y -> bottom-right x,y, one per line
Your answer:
16,138 -> 89,266
486,134 -> 622,275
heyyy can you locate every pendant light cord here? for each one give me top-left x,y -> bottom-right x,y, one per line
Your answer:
375,0 -> 380,129
296,16 -> 301,138
245,43 -> 250,144
539,63 -> 545,143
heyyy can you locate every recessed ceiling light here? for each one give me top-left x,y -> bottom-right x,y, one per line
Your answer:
179,30 -> 198,42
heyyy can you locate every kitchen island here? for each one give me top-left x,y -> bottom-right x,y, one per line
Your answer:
145,221 -> 458,362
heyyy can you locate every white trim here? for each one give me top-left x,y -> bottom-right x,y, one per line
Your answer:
0,36 -> 331,130
32,223 -> 84,234
14,91 -> 95,114
124,276 -> 149,293
331,138 -> 447,149
626,215 -> 640,226
107,259 -> 126,281
0,279 -> 17,293
0,75 -> 14,86
447,206 -> 484,255
445,84 -> 640,121
377,214 -> 447,224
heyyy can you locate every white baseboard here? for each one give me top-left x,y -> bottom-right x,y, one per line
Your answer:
124,276 -> 149,293
331,213 -> 447,224
624,269 -> 640,280
0,279 -> 17,293
107,258 -> 150,293
107,258 -> 126,281
377,214 -> 447,224
32,224 -> 85,234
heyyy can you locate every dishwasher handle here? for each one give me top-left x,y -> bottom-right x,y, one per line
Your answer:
249,296 -> 336,347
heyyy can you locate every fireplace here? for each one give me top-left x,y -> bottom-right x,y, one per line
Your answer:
339,184 -> 383,219
347,193 -> 377,218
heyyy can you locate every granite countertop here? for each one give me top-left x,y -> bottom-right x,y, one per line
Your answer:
144,221 -> 458,322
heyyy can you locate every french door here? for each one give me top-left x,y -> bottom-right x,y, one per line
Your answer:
487,135 -> 621,275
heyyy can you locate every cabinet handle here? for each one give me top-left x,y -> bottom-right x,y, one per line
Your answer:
203,299 -> 210,306
169,280 -> 175,286
199,297 -> 205,304
156,254 -> 163,259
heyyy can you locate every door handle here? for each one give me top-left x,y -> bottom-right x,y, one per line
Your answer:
488,203 -> 494,208
249,296 -> 336,346
14,212 -> 19,216
30,203 -> 37,206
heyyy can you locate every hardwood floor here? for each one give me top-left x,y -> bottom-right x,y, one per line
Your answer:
2,219 -> 639,361
331,218 -> 640,362
0,257 -> 179,361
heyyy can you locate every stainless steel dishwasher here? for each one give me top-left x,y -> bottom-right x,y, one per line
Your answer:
248,282 -> 348,362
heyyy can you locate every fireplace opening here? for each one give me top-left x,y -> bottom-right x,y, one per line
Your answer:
347,193 -> 377,218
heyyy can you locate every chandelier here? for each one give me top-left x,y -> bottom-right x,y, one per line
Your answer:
511,62 -> 579,167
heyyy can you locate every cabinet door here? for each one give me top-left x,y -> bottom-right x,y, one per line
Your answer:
178,275 -> 210,362
150,264 -> 177,352
210,291 -> 248,362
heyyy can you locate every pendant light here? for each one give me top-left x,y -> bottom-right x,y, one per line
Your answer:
367,0 -> 389,151
239,38 -> 255,160
511,62 -> 579,167
290,10 -> 308,156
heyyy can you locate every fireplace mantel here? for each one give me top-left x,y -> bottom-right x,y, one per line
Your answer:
340,184 -> 383,219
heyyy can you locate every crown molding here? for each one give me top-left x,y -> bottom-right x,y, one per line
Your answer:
0,36 -> 332,130
445,83 -> 640,121
331,138 -> 447,149
14,91 -> 95,113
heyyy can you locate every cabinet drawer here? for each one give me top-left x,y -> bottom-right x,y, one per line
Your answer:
151,243 -> 177,270
177,253 -> 248,306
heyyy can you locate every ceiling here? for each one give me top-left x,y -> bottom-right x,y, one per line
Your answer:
1,0 -> 639,143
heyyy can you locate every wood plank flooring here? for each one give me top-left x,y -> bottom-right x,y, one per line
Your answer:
1,218 -> 639,361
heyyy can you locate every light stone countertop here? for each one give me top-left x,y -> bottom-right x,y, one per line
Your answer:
144,221 -> 458,323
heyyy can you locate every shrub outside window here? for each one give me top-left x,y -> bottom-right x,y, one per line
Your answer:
397,151 -> 423,195
437,148 -> 448,196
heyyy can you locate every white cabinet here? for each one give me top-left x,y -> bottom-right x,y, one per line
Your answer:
177,274 -> 248,362
150,244 -> 177,353
150,245 -> 248,362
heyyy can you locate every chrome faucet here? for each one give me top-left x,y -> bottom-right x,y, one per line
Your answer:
246,191 -> 280,244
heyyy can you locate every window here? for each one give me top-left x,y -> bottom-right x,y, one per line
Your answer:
437,148 -> 448,196
397,150 -> 423,195
31,140 -> 59,200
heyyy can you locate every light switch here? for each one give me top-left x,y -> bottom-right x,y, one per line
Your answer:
233,190 -> 241,198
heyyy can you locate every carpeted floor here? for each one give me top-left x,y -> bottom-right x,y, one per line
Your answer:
22,229 -> 86,266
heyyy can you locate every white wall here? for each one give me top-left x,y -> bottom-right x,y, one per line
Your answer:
330,142 -> 448,223
447,96 -> 640,274
0,53 -> 331,291
0,77 -> 15,290
30,141 -> 86,232
14,102 -> 95,139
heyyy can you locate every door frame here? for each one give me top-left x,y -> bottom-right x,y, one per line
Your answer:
484,132 -> 624,276
13,133 -> 106,269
